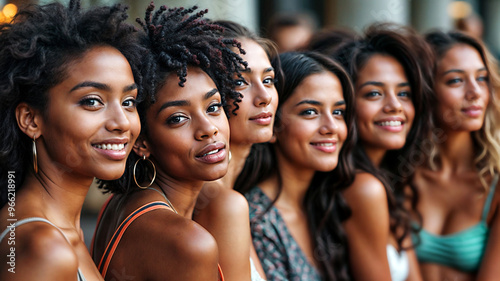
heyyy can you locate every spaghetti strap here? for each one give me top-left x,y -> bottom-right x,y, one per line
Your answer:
0,217 -> 87,281
97,201 -> 173,278
0,217 -> 69,243
482,174 -> 499,220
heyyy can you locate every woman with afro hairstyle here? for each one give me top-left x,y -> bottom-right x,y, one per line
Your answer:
91,3 -> 245,281
333,23 -> 432,281
0,0 -> 144,280
193,20 -> 279,281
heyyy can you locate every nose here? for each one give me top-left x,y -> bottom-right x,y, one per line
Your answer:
383,93 -> 403,113
105,101 -> 131,132
253,83 -> 273,107
465,78 -> 482,101
195,115 -> 219,141
319,113 -> 339,135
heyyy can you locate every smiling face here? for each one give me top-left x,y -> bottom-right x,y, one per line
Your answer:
143,67 -> 230,183
434,44 -> 489,132
228,39 -> 278,146
274,71 -> 347,173
355,54 -> 414,156
38,45 -> 140,181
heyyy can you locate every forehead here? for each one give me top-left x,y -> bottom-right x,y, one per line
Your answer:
357,54 -> 408,84
286,71 -> 343,105
437,44 -> 485,73
155,67 -> 217,103
239,39 -> 271,69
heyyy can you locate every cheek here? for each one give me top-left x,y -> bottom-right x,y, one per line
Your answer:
337,121 -> 348,143
404,102 -> 415,124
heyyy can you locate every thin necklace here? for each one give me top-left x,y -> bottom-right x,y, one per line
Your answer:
147,187 -> 178,214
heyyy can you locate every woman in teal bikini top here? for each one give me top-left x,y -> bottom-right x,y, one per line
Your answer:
412,30 -> 500,281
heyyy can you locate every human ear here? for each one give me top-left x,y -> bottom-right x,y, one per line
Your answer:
133,135 -> 152,158
16,103 -> 42,139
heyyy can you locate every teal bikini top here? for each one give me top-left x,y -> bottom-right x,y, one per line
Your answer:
414,175 -> 498,272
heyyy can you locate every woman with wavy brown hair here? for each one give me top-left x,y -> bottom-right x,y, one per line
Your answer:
333,23 -> 432,281
411,30 -> 500,281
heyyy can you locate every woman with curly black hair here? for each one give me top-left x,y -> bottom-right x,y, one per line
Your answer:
0,0 -> 143,280
236,52 -> 356,281
333,23 -> 432,281
91,4 -> 245,281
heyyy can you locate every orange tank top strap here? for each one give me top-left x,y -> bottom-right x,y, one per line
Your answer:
96,201 -> 173,278
90,194 -> 114,257
218,263 -> 224,281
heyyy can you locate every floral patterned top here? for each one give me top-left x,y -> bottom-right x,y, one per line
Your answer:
246,187 -> 322,281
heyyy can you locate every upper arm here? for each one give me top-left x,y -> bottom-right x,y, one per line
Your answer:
342,173 -> 392,281
146,218 -> 220,281
0,224 -> 79,281
194,189 -> 252,281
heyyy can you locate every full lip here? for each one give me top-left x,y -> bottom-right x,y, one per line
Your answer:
310,139 -> 338,153
461,105 -> 483,112
195,141 -> 226,158
249,112 -> 273,125
91,138 -> 129,160
373,117 -> 406,133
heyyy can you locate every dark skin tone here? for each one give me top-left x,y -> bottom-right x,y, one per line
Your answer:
0,45 -> 140,281
93,67 -> 230,281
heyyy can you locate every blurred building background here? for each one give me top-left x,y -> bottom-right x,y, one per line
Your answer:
1,0 -> 499,54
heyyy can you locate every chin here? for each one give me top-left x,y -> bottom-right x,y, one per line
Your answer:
95,166 -> 127,180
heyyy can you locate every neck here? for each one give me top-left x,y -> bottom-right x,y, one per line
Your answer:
272,150 -> 315,210
154,172 -> 205,219
217,142 -> 252,189
437,128 -> 476,173
23,169 -> 92,228
363,146 -> 387,168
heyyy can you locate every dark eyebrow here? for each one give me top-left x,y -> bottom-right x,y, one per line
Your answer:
264,67 -> 274,73
397,82 -> 410,87
124,84 -> 138,92
70,81 -> 110,92
296,99 -> 322,106
335,100 -> 346,106
204,88 -> 218,100
240,67 -> 252,74
443,67 -> 488,76
157,100 -> 190,116
157,88 -> 218,116
358,81 -> 384,89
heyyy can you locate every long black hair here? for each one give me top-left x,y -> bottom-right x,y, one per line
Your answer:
333,23 -> 433,249
99,3 -> 246,195
0,0 -> 144,207
236,52 -> 356,281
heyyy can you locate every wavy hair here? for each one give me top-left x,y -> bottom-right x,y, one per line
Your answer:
425,30 -> 500,189
0,0 -> 144,207
333,23 -> 433,250
236,52 -> 356,281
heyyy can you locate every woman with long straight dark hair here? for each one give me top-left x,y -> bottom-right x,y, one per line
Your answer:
237,51 -> 356,281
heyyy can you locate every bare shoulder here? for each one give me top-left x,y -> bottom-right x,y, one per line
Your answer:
195,184 -> 249,220
0,222 -> 78,280
135,213 -> 219,280
343,172 -> 388,206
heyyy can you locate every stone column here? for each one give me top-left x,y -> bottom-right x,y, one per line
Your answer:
411,0 -> 452,32
327,0 -> 410,32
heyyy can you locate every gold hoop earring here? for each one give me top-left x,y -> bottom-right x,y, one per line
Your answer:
133,155 -> 156,189
32,135 -> 38,174
228,150 -> 232,163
